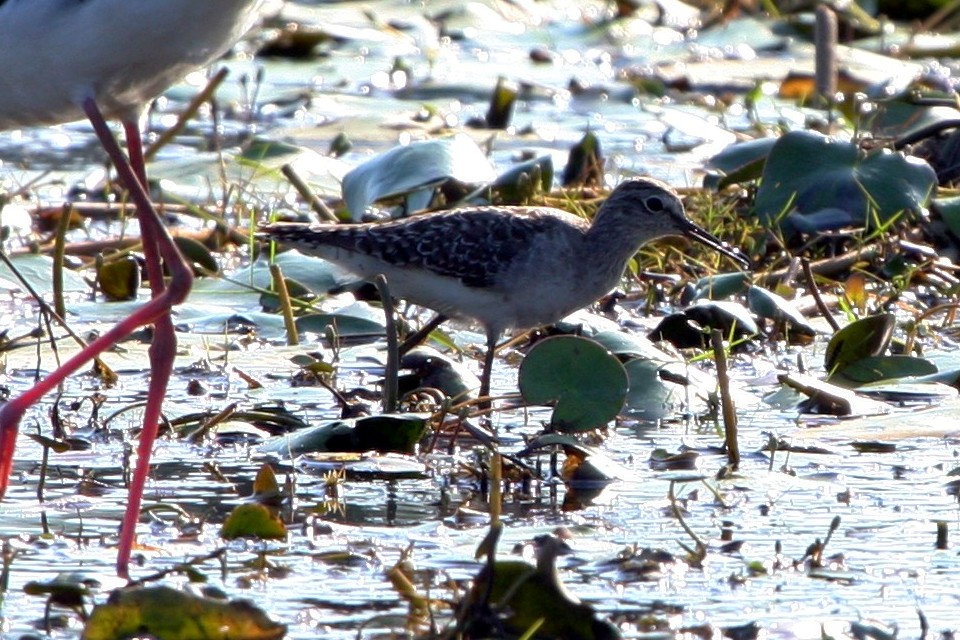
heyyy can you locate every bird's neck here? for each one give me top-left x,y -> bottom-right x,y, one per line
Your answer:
581,219 -> 650,290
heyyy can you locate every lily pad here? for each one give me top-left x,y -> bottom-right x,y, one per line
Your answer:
824,314 -> 895,378
623,358 -> 683,419
0,253 -> 88,296
341,134 -> 496,218
518,433 -> 628,486
83,586 -> 286,640
747,286 -> 817,338
648,300 -> 759,349
260,413 -> 428,456
493,155 -> 554,204
295,302 -> 386,338
754,130 -> 937,232
830,355 -> 939,387
685,271 -> 752,302
220,503 -> 287,541
705,136 -> 778,188
518,336 -> 628,432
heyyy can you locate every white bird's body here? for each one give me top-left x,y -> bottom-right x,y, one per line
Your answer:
0,0 -> 265,578
0,0 -> 263,127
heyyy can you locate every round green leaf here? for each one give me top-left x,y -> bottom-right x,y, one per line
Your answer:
518,336 -> 627,433
755,130 -> 936,231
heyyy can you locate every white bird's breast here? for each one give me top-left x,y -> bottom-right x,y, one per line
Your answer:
0,0 -> 263,128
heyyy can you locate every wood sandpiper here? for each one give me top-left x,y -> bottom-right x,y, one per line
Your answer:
263,177 -> 750,411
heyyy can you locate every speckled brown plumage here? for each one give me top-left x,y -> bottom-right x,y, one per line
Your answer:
262,177 -> 749,406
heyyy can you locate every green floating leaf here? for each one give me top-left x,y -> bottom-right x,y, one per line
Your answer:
341,134 -> 496,218
399,347 -> 479,402
934,196 -> 960,239
294,302 -> 386,338
299,452 -> 428,479
746,286 -> 817,337
687,271 -> 752,302
648,300 -> 759,350
83,586 -> 286,640
830,355 -> 939,388
622,359 -> 683,420
562,130 -> 604,187
0,253 -> 89,296
220,503 -> 287,541
519,433 -> 628,486
492,155 -> 553,205
252,464 -> 281,501
590,330 -> 675,361
779,372 -> 890,417
519,336 -> 627,433
173,236 -> 219,275
824,313 -> 895,378
240,138 -> 306,165
755,130 -> 937,231
97,255 -> 141,301
485,76 -> 518,129
705,136 -> 778,188
260,414 -> 428,456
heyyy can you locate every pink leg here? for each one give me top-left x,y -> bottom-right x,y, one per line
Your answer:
0,98 -> 193,579
114,118 -> 186,579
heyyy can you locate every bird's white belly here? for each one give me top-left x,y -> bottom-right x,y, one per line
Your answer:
328,250 -> 614,333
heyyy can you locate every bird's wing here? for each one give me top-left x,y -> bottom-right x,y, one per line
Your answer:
324,208 -> 576,288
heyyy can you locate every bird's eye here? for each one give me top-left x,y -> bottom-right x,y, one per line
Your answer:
644,195 -> 665,212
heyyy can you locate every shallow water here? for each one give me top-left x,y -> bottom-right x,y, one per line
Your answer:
1,1 -> 960,639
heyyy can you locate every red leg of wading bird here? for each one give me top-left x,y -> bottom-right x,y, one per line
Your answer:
0,98 -> 193,578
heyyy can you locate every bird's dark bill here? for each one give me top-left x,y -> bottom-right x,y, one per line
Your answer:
684,221 -> 751,269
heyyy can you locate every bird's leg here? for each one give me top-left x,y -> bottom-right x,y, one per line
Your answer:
479,332 -> 498,415
112,116 -> 192,578
0,98 -> 193,579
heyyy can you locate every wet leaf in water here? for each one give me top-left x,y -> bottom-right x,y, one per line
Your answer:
754,130 -> 937,233
260,414 -> 428,456
484,76 -> 518,129
830,355 -> 938,387
492,154 -> 553,205
96,254 -> 140,301
590,329 -> 676,361
173,236 -> 219,275
294,302 -> 386,338
519,336 -> 628,433
705,137 -> 777,189
778,372 -> 890,417
562,130 -> 604,187
747,286 -> 817,339
221,504 -> 287,540
83,586 -> 286,640
299,451 -> 428,479
341,134 -> 496,219
648,300 -> 759,350
519,433 -> 628,487
0,253 -> 89,296
685,271 -> 752,302
398,346 -> 479,402
824,313 -> 895,378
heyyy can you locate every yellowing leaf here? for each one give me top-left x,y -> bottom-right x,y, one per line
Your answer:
220,503 -> 287,540
82,586 -> 286,640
